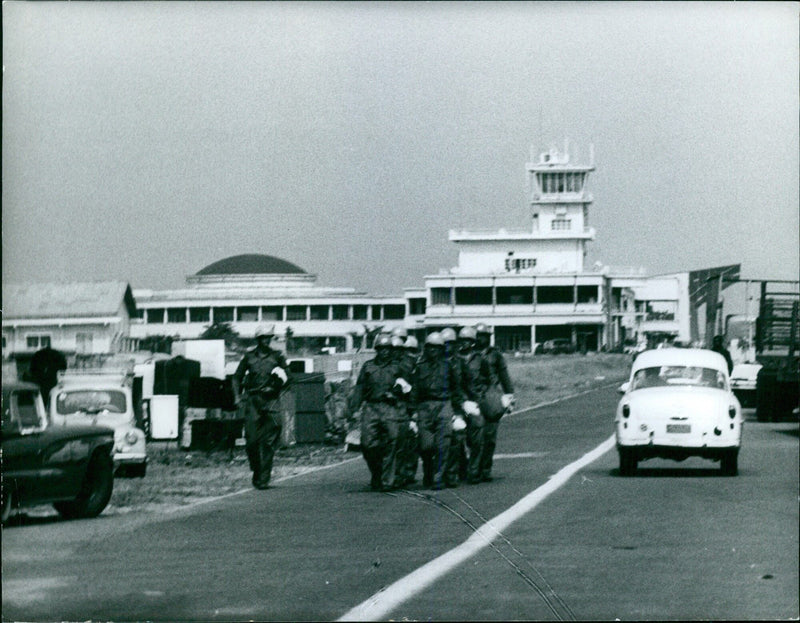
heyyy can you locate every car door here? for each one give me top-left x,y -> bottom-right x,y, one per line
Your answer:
2,388 -> 48,506
4,388 -> 75,505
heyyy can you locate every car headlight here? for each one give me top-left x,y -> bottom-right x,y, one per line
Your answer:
728,406 -> 736,419
125,430 -> 139,445
622,404 -> 630,418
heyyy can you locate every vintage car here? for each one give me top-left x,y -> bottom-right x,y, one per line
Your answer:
2,381 -> 115,524
615,348 -> 743,476
541,338 -> 575,354
50,371 -> 147,477
729,362 -> 762,408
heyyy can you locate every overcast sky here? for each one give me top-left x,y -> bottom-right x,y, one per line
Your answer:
3,2 -> 798,297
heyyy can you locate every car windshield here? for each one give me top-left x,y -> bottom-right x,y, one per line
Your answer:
631,366 -> 726,390
56,390 -> 127,415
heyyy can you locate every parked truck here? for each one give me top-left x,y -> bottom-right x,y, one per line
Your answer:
754,280 -> 799,422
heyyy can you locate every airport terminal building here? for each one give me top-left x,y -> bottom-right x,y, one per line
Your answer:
4,144 -> 697,360
129,144 -> 689,354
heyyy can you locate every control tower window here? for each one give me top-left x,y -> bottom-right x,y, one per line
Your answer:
552,219 -> 572,231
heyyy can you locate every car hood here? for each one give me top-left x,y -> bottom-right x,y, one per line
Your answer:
52,412 -> 132,431
625,386 -> 731,418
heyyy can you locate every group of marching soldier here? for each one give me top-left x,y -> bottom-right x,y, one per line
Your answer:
350,324 -> 515,492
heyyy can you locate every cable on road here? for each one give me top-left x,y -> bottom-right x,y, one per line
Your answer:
397,488 -> 575,621
449,490 -> 577,621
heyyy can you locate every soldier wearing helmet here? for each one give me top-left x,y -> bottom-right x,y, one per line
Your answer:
394,334 -> 423,487
232,324 -> 290,489
455,325 -> 491,484
350,333 -> 411,491
410,331 -> 467,489
391,326 -> 408,339
474,323 -> 514,482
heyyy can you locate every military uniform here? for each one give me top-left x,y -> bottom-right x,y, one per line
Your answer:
479,345 -> 513,481
411,354 -> 465,488
458,349 -> 491,483
233,346 -> 289,489
351,353 -> 409,491
394,349 -> 421,486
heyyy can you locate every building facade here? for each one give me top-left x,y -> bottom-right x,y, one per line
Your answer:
3,145 -> 694,359
129,254 -> 406,352
404,143 -> 688,352
2,281 -> 138,358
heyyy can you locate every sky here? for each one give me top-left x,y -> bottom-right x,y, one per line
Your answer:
3,2 -> 798,298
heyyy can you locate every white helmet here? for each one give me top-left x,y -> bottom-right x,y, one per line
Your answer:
441,328 -> 457,343
391,335 -> 405,348
375,334 -> 393,349
255,324 -> 276,338
459,327 -> 477,341
475,322 -> 491,335
405,336 -> 419,350
425,332 -> 444,347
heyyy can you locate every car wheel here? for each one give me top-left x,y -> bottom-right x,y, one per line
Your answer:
54,451 -> 114,519
618,448 -> 637,476
720,450 -> 738,476
1,488 -> 12,525
127,463 -> 147,479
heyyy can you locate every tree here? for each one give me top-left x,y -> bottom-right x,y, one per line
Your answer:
200,322 -> 241,351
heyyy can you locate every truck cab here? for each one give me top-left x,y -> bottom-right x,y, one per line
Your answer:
50,370 -> 147,477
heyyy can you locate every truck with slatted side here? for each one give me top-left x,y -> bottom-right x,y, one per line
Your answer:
754,281 -> 799,422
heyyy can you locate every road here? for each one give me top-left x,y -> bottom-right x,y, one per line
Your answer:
3,386 -> 798,621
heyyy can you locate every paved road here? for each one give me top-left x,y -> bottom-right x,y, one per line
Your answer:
3,386 -> 798,621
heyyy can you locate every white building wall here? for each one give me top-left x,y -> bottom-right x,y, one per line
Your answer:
456,239 -> 584,274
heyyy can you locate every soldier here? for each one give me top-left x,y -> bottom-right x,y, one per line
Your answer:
412,332 -> 466,489
395,335 -> 421,486
456,326 -> 490,484
475,323 -> 515,482
440,328 -> 469,484
350,334 -> 411,491
232,324 -> 290,490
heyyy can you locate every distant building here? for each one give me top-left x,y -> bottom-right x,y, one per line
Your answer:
129,254 -> 406,353
2,281 -> 138,358
405,143 -> 688,351
3,146 -> 700,358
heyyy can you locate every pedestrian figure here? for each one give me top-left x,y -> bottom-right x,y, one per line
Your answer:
27,346 -> 67,405
395,335 -> 421,487
412,332 -> 466,489
232,324 -> 290,490
350,334 -> 411,491
711,335 -> 734,375
475,323 -> 515,482
456,326 -> 490,484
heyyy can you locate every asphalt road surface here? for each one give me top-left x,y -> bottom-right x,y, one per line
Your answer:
3,386 -> 798,621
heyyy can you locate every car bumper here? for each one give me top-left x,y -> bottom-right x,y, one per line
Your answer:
616,442 -> 739,462
113,453 -> 147,466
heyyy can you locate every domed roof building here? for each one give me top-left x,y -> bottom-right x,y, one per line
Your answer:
195,254 -> 307,277
130,253 -> 407,352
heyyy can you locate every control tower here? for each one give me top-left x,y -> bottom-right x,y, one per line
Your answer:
526,141 -> 596,272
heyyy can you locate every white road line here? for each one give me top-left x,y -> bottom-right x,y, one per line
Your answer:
493,452 -> 549,459
337,435 -> 616,622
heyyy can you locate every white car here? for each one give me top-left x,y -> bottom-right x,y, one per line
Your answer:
50,371 -> 147,478
730,362 -> 762,408
615,348 -> 743,476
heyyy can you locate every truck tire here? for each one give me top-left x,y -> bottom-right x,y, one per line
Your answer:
756,369 -> 777,422
720,449 -> 738,476
54,451 -> 114,519
2,488 -> 12,525
619,448 -> 637,476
